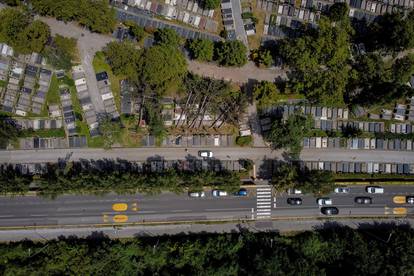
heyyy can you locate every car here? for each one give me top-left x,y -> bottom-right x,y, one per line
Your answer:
320,207 -> 339,215
366,186 -> 384,194
287,188 -> 302,195
334,187 -> 350,194
212,189 -> 228,197
188,191 -> 205,198
198,150 -> 213,158
317,198 -> 333,206
407,196 -> 414,204
234,188 -> 248,196
355,197 -> 372,204
287,198 -> 302,205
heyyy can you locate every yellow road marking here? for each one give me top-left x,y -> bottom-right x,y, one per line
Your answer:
393,207 -> 407,215
131,203 -> 138,211
393,196 -> 406,204
103,214 -> 109,223
113,214 -> 128,223
112,203 -> 128,212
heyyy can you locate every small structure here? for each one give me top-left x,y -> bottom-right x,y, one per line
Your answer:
49,104 -> 61,118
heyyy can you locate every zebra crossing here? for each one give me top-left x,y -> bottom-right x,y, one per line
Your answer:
256,185 -> 272,219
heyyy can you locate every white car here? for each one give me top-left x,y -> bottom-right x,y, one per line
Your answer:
287,188 -> 302,195
212,190 -> 228,197
188,191 -> 205,198
198,150 -> 213,158
366,186 -> 384,194
334,187 -> 350,194
317,198 -> 333,206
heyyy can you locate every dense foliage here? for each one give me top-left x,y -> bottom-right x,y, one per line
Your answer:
43,35 -> 77,70
154,28 -> 182,47
280,17 -> 352,105
1,225 -> 413,275
0,8 -> 50,54
123,20 -> 145,42
30,0 -> 116,33
99,116 -> 122,149
271,162 -> 335,195
266,112 -> 313,158
187,38 -> 214,61
204,0 -> 220,9
253,81 -> 281,109
0,116 -> 20,149
214,40 -> 248,67
0,162 -> 241,196
103,41 -> 142,78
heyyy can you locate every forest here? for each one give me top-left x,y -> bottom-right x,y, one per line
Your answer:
0,224 -> 413,275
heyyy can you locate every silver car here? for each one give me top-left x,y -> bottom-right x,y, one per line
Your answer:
334,187 -> 350,194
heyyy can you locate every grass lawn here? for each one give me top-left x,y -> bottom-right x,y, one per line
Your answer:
247,1 -> 266,50
93,51 -> 122,111
20,128 -> 66,138
37,73 -> 61,117
0,80 -> 6,87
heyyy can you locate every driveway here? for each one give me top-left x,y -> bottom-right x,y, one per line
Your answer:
39,17 -> 114,113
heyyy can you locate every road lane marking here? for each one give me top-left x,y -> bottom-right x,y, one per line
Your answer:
113,214 -> 128,223
170,210 -> 191,213
112,203 -> 128,212
0,215 -> 13,218
257,195 -> 271,198
257,198 -> 271,201
30,214 -> 47,217
205,208 -> 251,211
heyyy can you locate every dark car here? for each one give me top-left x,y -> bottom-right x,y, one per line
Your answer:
287,198 -> 302,205
234,188 -> 248,196
407,196 -> 414,204
320,207 -> 339,215
355,197 -> 372,204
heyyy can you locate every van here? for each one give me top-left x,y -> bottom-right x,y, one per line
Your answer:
366,186 -> 384,194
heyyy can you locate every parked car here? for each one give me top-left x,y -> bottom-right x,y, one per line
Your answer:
366,186 -> 384,194
287,198 -> 302,205
188,191 -> 205,198
317,198 -> 333,206
212,189 -> 228,197
287,188 -> 302,195
234,188 -> 248,196
320,207 -> 339,215
198,150 -> 213,158
334,187 -> 350,194
407,196 -> 414,204
355,197 -> 372,204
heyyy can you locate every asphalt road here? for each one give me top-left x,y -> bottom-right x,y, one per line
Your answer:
2,148 -> 414,164
0,186 -> 413,228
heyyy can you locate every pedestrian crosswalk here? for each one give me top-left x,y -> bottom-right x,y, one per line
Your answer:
256,186 -> 272,219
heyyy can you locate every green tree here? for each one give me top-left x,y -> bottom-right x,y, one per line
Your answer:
214,40 -> 247,67
271,162 -> 298,191
16,20 -> 50,54
393,55 -> 414,84
253,81 -> 281,109
99,117 -> 121,149
204,0 -> 220,9
124,21 -> 145,42
239,159 -> 254,171
267,112 -> 313,158
154,28 -> 182,47
0,116 -> 20,149
140,45 -> 187,95
44,35 -> 77,70
0,8 -> 29,47
297,169 -> 335,195
0,0 -> 20,5
280,17 -> 352,105
328,3 -> 349,22
103,41 -> 142,78
188,39 -> 214,61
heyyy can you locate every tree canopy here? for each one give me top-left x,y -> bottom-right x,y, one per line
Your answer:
0,116 -> 20,149
188,39 -> 214,62
280,17 -> 352,105
103,41 -> 142,79
43,35 -> 77,70
0,8 -> 30,48
31,0 -> 116,33
328,3 -> 349,22
266,112 -> 313,158
16,20 -> 50,54
204,0 -> 220,9
253,81 -> 281,109
154,28 -> 182,47
214,40 -> 248,67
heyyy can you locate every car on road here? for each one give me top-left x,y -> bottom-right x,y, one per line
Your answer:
334,187 -> 350,194
355,197 -> 372,204
317,198 -> 333,206
234,188 -> 248,196
198,150 -> 213,158
406,196 -> 414,204
212,190 -> 228,197
393,207 -> 407,215
366,186 -> 384,194
287,198 -> 302,205
287,188 -> 302,195
320,207 -> 339,215
188,191 -> 206,198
